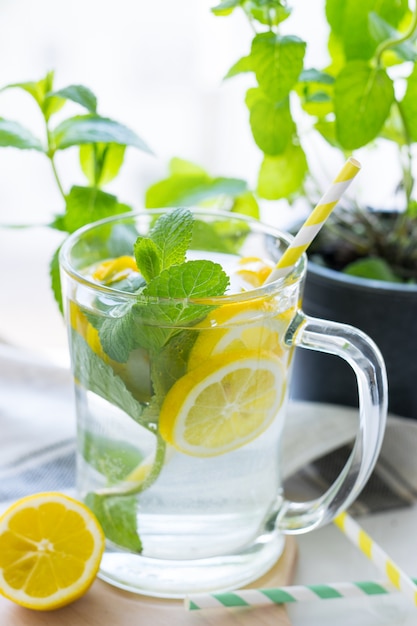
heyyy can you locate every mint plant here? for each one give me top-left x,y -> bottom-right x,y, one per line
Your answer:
145,2 -> 417,283
211,0 -> 417,282
0,71 -> 154,308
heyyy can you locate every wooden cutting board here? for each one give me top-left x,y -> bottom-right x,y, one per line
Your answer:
0,537 -> 297,626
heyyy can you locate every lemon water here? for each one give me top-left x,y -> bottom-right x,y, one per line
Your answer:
72,248 -> 298,596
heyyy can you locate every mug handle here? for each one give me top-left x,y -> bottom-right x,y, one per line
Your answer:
276,311 -> 388,533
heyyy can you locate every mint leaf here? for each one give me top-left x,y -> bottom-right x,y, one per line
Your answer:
325,0 -> 408,61
251,33 -> 306,102
49,84 -> 98,113
150,329 -> 197,397
133,238 -> 161,282
96,306 -> 137,363
133,208 -> 193,281
71,330 -> 145,425
225,55 -> 253,79
246,88 -> 294,155
143,259 -> 229,303
145,174 -> 247,208
298,68 -> 335,84
82,432 -> 144,483
80,143 -> 126,186
343,258 -> 401,282
334,61 -> 394,149
0,119 -> 44,151
51,114 -> 152,153
211,0 -> 240,15
257,141 -> 307,199
85,492 -> 142,552
50,246 -> 63,313
148,206 -> 193,269
63,186 -> 131,233
231,192 -> 260,219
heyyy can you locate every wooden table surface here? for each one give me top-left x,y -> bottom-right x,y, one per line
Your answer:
0,537 -> 297,626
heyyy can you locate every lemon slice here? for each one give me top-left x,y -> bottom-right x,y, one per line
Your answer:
188,299 -> 292,370
0,492 -> 105,611
159,350 -> 286,457
235,256 -> 274,287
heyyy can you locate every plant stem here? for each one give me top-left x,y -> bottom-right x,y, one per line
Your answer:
375,5 -> 417,66
95,433 -> 167,497
45,119 -> 66,201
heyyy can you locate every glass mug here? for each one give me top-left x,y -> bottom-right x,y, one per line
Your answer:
59,208 -> 387,598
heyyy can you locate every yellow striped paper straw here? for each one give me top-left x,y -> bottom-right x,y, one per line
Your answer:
335,512 -> 417,607
266,156 -> 361,283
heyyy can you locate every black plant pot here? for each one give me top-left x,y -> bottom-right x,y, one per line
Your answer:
290,262 -> 417,419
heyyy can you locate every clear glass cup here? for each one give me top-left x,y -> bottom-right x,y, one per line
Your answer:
59,208 -> 387,598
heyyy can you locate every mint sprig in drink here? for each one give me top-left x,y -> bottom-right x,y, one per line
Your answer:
60,207 -> 387,597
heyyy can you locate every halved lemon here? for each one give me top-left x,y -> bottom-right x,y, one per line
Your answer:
159,349 -> 286,457
0,492 -> 105,611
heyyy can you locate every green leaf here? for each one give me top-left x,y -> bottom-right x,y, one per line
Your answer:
325,0 -> 408,60
314,119 -> 340,147
143,260 -> 229,303
97,306 -> 137,363
191,219 -> 248,253
246,88 -> 293,155
3,71 -> 55,108
49,246 -> 63,314
85,492 -> 142,552
82,432 -> 144,483
231,191 -> 260,219
400,65 -> 417,143
145,174 -> 247,208
134,238 -> 161,283
71,330 -> 144,423
246,1 -> 291,26
296,69 -> 335,118
169,157 -> 207,177
211,0 -> 240,15
79,143 -> 126,186
334,61 -> 394,149
63,186 -> 131,233
0,119 -> 44,151
298,68 -> 335,85
257,141 -> 307,200
49,84 -> 98,113
343,257 -> 401,282
146,207 -> 193,270
51,114 -> 152,153
151,329 -> 197,396
224,55 -> 254,79
250,33 -> 306,102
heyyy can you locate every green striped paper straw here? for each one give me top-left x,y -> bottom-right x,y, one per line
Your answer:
185,578 -> 414,610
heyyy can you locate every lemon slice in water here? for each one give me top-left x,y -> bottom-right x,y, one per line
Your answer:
159,350 -> 286,457
188,299 -> 293,370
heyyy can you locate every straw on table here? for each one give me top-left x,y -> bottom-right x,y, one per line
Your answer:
334,512 -> 417,607
265,156 -> 361,283
185,578 -> 407,610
